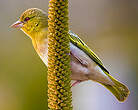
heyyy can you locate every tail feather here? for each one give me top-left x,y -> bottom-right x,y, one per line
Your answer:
103,73 -> 130,102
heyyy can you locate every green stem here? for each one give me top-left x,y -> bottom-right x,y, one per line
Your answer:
48,0 -> 72,110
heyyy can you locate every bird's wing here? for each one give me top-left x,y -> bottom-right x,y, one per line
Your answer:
69,30 -> 109,74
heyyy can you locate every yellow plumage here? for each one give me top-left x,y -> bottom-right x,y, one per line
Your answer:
11,8 -> 130,102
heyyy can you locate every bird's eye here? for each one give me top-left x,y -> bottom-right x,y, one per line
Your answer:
24,17 -> 30,22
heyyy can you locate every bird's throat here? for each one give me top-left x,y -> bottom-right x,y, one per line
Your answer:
31,28 -> 48,58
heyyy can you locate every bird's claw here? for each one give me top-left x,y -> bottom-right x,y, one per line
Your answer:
71,80 -> 81,87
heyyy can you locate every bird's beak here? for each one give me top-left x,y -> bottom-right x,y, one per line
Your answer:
10,20 -> 23,29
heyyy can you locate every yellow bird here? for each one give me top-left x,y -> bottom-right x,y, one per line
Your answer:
11,8 -> 130,102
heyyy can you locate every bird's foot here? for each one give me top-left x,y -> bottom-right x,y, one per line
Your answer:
72,80 -> 81,87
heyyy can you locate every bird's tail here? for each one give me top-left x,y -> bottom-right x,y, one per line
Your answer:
102,73 -> 130,102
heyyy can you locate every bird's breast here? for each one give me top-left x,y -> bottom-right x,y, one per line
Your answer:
33,38 -> 48,65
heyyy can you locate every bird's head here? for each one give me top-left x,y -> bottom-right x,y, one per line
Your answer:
11,8 -> 48,38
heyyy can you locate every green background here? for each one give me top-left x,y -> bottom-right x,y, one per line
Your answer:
0,0 -> 137,110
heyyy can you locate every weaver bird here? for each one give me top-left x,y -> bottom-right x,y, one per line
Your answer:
11,8 -> 130,102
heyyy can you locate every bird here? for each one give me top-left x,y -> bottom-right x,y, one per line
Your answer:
11,8 -> 130,102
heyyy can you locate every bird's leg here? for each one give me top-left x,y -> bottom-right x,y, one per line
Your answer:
71,80 -> 81,87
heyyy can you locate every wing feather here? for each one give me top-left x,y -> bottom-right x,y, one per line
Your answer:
69,30 -> 109,74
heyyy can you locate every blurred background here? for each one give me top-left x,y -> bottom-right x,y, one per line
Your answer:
0,0 -> 137,110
